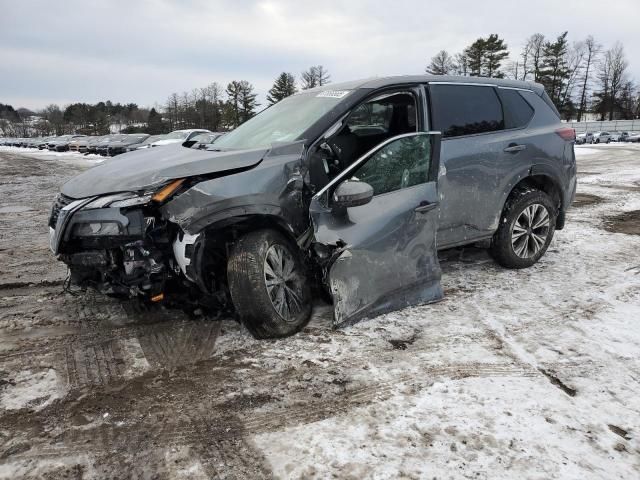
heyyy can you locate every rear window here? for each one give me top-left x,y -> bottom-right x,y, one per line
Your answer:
429,84 -> 504,138
498,89 -> 534,129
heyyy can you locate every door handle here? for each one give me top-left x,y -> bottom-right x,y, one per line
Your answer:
504,143 -> 527,153
414,201 -> 439,213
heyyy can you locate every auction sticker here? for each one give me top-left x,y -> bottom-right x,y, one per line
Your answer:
316,90 -> 351,98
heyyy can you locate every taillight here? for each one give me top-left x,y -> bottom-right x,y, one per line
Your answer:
556,127 -> 576,141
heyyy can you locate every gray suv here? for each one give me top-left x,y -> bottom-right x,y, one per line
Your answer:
49,76 -> 576,338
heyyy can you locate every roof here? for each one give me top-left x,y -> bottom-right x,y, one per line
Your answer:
306,75 -> 544,95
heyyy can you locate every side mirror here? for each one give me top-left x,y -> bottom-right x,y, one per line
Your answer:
332,180 -> 374,208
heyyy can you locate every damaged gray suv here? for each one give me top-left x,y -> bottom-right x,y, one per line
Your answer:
50,76 -> 576,338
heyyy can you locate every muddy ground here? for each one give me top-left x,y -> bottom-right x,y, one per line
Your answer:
0,146 -> 639,479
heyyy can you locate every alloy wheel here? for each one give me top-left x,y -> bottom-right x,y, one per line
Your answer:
264,244 -> 304,322
511,203 -> 550,258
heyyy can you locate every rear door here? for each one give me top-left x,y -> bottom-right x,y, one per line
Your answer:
310,132 -> 443,327
427,83 -> 508,247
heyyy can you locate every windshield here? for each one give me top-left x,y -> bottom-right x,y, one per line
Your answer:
213,90 -> 351,150
164,131 -> 190,140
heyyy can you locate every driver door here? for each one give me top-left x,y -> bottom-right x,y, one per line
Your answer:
310,132 -> 443,327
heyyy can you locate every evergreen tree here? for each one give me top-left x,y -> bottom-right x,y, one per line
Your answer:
465,38 -> 485,76
426,50 -> 455,75
147,108 -> 164,134
539,32 -> 570,107
483,34 -> 509,78
463,34 -> 509,77
225,80 -> 259,127
267,72 -> 297,105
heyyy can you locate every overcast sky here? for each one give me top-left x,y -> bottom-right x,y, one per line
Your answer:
1,0 -> 638,110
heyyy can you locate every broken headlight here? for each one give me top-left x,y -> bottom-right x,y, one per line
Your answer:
81,179 -> 185,211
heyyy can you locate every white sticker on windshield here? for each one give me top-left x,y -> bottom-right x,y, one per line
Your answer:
316,90 -> 351,99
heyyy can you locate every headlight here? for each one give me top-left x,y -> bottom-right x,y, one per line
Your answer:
80,179 -> 185,211
110,195 -> 153,208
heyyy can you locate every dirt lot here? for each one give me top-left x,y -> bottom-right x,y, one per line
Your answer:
0,145 -> 639,479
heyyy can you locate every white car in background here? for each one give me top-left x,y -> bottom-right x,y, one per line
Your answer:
150,129 -> 212,147
592,131 -> 612,144
576,132 -> 594,145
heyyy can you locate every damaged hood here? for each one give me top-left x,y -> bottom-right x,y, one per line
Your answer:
61,144 -> 269,198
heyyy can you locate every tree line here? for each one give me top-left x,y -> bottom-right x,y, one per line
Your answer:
0,65 -> 332,137
425,32 -> 639,121
161,65 -> 331,132
2,39 -> 638,138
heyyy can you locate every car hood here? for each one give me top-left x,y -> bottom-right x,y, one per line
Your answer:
61,143 -> 269,198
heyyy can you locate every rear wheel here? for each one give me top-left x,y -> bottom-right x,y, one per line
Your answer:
227,229 -> 312,339
490,189 -> 557,269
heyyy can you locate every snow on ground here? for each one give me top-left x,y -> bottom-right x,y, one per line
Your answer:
0,144 -> 639,478
0,145 -> 105,166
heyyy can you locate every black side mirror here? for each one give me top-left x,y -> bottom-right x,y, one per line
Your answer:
332,180 -> 374,208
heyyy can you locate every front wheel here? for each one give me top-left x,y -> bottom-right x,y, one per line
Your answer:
490,189 -> 557,269
227,229 -> 312,339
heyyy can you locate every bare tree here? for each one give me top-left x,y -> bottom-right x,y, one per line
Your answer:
426,50 -> 455,75
559,41 -> 587,113
594,42 -> 628,120
301,66 -> 331,89
453,52 -> 469,76
607,43 -> 628,120
522,33 -> 545,82
576,36 -> 600,122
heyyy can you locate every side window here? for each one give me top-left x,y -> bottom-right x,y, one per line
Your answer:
349,135 -> 431,196
498,89 -> 534,129
347,102 -> 393,134
429,84 -> 504,138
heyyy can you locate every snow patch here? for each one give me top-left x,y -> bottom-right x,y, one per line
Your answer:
0,368 -> 63,411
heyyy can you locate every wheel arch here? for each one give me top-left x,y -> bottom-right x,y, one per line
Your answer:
187,213 -> 304,295
499,168 -> 565,231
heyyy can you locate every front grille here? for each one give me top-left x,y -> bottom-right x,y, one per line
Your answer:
49,193 -> 74,228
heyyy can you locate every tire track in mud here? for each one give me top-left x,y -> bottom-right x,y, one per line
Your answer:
1,320 -> 222,391
4,356 -> 538,464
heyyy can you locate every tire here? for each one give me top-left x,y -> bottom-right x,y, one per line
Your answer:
490,189 -> 557,269
606,139 -> 611,144
595,138 -> 600,144
227,229 -> 312,339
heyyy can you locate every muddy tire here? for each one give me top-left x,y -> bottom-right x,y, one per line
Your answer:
227,229 -> 312,339
490,188 -> 557,269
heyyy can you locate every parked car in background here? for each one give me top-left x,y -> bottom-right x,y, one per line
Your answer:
38,137 -> 55,149
25,138 -> 42,148
127,135 -> 164,152
69,136 -> 92,152
85,135 -> 108,154
187,132 -> 224,149
48,135 -> 86,152
610,131 -> 629,142
96,134 -> 127,156
50,75 -> 576,339
592,131 -> 612,144
150,129 -> 212,147
108,134 -> 150,156
627,132 -> 640,143
575,132 -> 593,145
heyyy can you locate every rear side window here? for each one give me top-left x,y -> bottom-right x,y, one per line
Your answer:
429,84 -> 504,138
540,90 -> 561,118
498,89 -> 534,129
